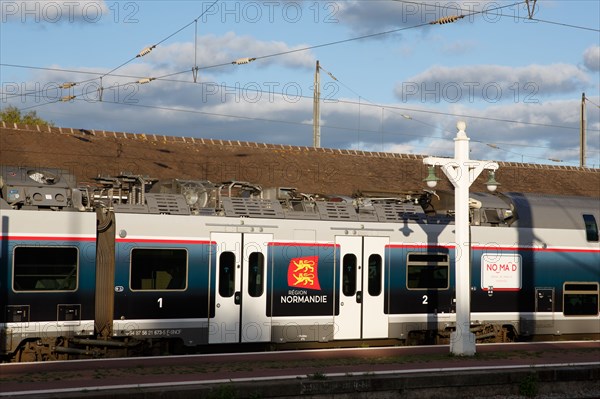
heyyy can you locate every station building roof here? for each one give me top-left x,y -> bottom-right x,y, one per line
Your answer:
1,122 -> 598,198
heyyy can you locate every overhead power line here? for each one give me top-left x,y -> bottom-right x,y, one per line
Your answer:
89,98 -> 600,165
98,0 -> 221,80
585,96 -> 600,109
3,66 -> 598,135
392,0 -> 600,32
0,1 -> 533,109
2,2 -> 566,135
5,89 -> 596,160
2,0 -> 598,163
1,1 -> 524,97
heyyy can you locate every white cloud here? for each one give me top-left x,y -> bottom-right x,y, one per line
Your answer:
5,57 -> 599,167
441,40 -> 478,56
125,32 -> 316,75
583,45 -> 600,72
394,64 -> 590,103
336,0 -> 499,34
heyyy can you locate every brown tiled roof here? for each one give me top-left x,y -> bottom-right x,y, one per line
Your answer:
1,122 -> 598,198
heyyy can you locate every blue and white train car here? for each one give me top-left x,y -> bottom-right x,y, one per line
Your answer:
0,167 -> 97,361
1,167 -> 598,361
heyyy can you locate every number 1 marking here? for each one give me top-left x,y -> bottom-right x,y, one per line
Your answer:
158,298 -> 163,308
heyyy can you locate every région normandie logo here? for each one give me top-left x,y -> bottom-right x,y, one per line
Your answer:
287,256 -> 321,291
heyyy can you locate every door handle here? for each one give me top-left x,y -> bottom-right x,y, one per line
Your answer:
234,291 -> 241,305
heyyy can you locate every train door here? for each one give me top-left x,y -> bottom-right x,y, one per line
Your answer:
209,232 -> 271,344
334,236 -> 388,340
240,233 -> 272,343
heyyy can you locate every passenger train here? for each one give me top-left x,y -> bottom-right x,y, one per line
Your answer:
1,165 -> 598,362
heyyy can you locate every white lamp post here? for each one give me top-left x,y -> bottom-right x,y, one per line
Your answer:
423,121 -> 499,356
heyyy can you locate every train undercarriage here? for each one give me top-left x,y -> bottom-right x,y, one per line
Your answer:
2,322 -> 524,363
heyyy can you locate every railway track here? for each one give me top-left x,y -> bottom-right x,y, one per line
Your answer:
2,341 -> 599,398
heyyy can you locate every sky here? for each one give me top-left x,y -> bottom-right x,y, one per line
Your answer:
1,0 -> 599,167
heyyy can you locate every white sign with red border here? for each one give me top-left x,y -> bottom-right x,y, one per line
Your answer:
481,253 -> 522,291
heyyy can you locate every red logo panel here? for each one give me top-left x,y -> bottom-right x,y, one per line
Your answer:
287,256 -> 321,290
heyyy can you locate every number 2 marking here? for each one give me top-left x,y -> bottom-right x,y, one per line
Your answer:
422,295 -> 428,305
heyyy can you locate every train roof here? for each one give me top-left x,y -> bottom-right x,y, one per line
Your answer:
2,165 -> 597,231
504,192 -> 600,229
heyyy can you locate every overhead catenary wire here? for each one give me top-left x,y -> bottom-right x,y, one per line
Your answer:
7,86 -> 596,162
392,0 -> 600,32
0,95 -> 557,152
584,95 -> 600,109
315,63 -> 446,136
3,68 -> 597,136
2,2 -> 593,129
317,66 -> 563,160
484,143 -> 563,163
0,1 -> 546,107
1,1 -> 597,163
100,0 -> 221,80
4,96 -> 583,165
3,0 -> 596,100
0,2 -> 549,134
0,15 -> 436,99
3,63 -> 599,148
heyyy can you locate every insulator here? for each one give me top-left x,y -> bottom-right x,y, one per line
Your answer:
61,95 -> 76,102
137,45 -> 156,58
430,15 -> 464,25
60,82 -> 76,89
137,78 -> 155,84
233,57 -> 256,65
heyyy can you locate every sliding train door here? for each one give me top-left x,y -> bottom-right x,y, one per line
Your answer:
240,233 -> 272,343
334,236 -> 388,340
209,232 -> 272,344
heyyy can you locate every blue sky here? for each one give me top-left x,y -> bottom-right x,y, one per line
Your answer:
1,0 -> 599,167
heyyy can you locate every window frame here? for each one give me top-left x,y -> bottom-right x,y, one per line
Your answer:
12,246 -> 79,292
129,247 -> 188,292
367,254 -> 382,296
563,282 -> 599,317
247,252 -> 265,298
342,253 -> 357,297
406,252 -> 450,290
583,214 -> 599,242
219,251 -> 236,298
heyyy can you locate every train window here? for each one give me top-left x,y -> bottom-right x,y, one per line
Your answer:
563,282 -> 599,316
342,254 -> 357,296
248,252 -> 264,297
130,248 -> 187,291
13,247 -> 78,291
406,253 -> 449,290
368,254 -> 382,296
583,214 -> 599,242
219,251 -> 236,297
